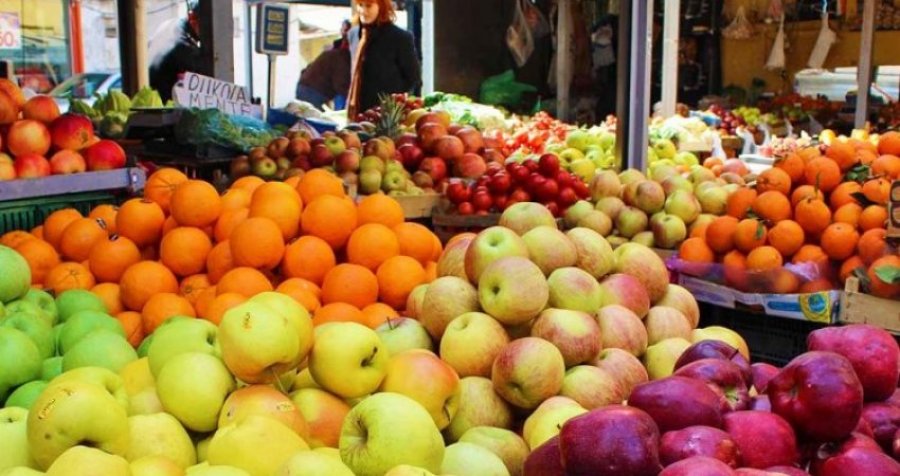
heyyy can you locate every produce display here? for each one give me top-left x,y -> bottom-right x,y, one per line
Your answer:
71,86 -> 166,139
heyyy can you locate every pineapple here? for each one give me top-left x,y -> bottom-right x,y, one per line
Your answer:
374,94 -> 405,139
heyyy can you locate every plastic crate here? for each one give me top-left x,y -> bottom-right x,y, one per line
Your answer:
0,192 -> 121,234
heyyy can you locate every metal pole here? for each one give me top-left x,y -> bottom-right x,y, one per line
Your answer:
268,55 -> 277,109
855,0 -> 875,129
615,0 -> 654,171
661,0 -> 680,117
557,0 -> 571,122
133,0 -> 148,88
115,0 -> 139,95
421,0 -> 435,95
246,2 -> 255,98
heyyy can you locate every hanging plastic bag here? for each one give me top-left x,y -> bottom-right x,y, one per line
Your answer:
507,0 -> 535,67
808,11 -> 837,69
722,6 -> 754,40
766,15 -> 786,70
479,70 -> 537,107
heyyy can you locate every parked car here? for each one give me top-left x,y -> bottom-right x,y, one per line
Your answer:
50,72 -> 122,113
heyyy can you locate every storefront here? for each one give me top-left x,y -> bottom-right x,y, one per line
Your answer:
0,0 -> 76,93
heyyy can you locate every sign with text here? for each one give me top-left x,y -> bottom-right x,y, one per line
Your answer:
172,72 -> 262,119
255,4 -> 290,55
0,12 -> 21,50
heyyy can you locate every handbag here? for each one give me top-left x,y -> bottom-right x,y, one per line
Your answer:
507,0 -> 535,67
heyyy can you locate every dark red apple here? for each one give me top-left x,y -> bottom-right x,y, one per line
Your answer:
659,425 -> 741,468
809,432 -> 884,474
397,143 -> 425,170
457,202 -> 474,215
557,187 -> 578,207
817,447 -> 900,476
750,363 -> 780,394
492,194 -> 508,210
556,170 -> 574,188
675,340 -> 752,385
83,139 -> 126,171
765,466 -> 810,476
485,161 -> 503,176
417,122 -> 447,151
310,144 -> 334,167
855,416 -> 876,438
767,351 -> 864,442
559,406 -> 662,476
536,178 -> 560,202
510,188 -> 530,203
527,173 -> 547,194
539,153 -> 561,177
628,376 -> 725,433
488,173 -> 511,194
861,402 -> 900,452
723,411 -> 799,469
894,428 -> 899,459
472,190 -> 492,212
524,159 -> 539,173
660,456 -> 736,476
511,164 -> 531,183
523,435 -> 565,476
419,157 -> 447,182
13,153 -> 50,178
572,178 -> 591,199
446,181 -> 470,205
888,389 -> 900,408
394,132 -> 418,148
543,201 -> 560,217
674,358 -> 751,411
807,324 -> 900,402
455,126 -> 485,154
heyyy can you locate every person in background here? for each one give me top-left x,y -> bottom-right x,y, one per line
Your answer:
295,35 -> 351,110
148,0 -> 203,102
347,0 -> 421,118
330,20 -> 352,51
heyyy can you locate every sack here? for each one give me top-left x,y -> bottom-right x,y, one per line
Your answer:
722,6 -> 754,40
766,15 -> 786,70
507,0 -> 535,67
479,70 -> 537,107
808,12 -> 837,69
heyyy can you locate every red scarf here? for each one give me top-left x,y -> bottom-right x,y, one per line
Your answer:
347,26 -> 370,118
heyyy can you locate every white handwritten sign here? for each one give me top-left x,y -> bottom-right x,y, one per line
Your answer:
0,12 -> 21,50
172,72 -> 263,119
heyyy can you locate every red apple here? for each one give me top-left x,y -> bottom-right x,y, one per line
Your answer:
817,447 -> 900,476
7,119 -> 51,157
394,132 -> 418,148
539,153 -> 561,177
660,426 -> 741,468
807,324 -> 900,402
660,456 -> 737,476
22,95 -> 61,124
485,161 -> 503,176
83,139 -> 126,171
415,112 -> 450,130
455,153 -> 487,178
50,113 -> 95,151
455,126 -> 485,154
419,157 -> 447,182
457,202 -> 474,215
723,411 -> 799,469
675,340 -> 752,385
446,181 -> 471,204
544,201 -> 560,217
523,435 -> 566,476
557,187 -> 578,207
527,173 -> 547,195
765,466 -> 811,476
860,402 -> 900,453
629,376 -> 725,433
559,406 -> 662,476
472,190 -> 493,212
488,173 -> 511,194
556,170 -> 574,188
767,351 -> 864,442
492,194 -> 508,210
13,153 -> 50,178
510,188 -> 531,203
309,144 -> 333,167
536,178 -> 560,202
510,164 -> 531,183
750,363 -> 780,394
397,143 -> 425,170
809,432 -> 884,474
49,149 -> 86,175
572,179 -> 590,199
674,358 -> 751,412
417,123 -> 448,151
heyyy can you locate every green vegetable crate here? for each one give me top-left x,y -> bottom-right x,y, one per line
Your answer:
0,192 -> 121,235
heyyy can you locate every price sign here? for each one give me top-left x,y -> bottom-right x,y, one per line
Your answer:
172,72 -> 263,119
255,4 -> 290,56
0,12 -> 21,50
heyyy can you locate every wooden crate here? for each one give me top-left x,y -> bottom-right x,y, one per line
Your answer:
393,194 -> 441,219
839,277 -> 900,334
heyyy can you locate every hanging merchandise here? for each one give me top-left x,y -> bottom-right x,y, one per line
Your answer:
766,15 -> 787,71
507,0 -> 536,67
722,6 -> 755,40
808,9 -> 838,69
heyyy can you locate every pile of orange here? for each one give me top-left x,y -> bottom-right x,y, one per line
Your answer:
2,168 -> 441,346
679,132 -> 900,298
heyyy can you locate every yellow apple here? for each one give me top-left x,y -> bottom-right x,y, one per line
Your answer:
289,388 -> 351,448
45,446 -> 130,476
379,349 -> 460,429
126,413 -> 196,468
207,416 -> 309,476
130,455 -> 185,476
691,326 -> 750,360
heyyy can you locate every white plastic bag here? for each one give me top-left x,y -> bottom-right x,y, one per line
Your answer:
722,6 -> 754,40
507,0 -> 535,67
766,15 -> 786,70
808,12 -> 837,69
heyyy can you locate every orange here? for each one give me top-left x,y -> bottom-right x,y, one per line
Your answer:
430,235 -> 443,262
376,256 -> 426,310
800,278 -> 836,293
141,293 -> 196,334
88,204 -> 119,235
746,246 -> 783,271
321,263 -> 378,309
206,241 -> 234,284
201,292 -> 247,325
143,168 -> 189,213
116,199 -> 166,248
726,188 -> 757,219
774,153 -> 805,182
790,185 -> 824,208
361,302 -> 399,329
31,226 -> 43,240
58,217 -> 108,262
216,267 -> 274,297
230,175 -> 266,194
752,191 -> 792,223
767,220 -> 804,257
357,194 -> 405,228
689,223 -> 709,240
220,187 -> 252,212
862,178 -> 890,205
313,302 -> 364,327
14,238 -> 60,285
115,311 -> 144,347
877,131 -> 900,156
297,169 -> 345,204
170,180 -> 222,227
756,168 -> 792,195
722,250 -> 748,291
858,205 -> 888,231
803,157 -> 841,192
277,277 -> 321,299
797,147 -> 822,163
180,274 -> 212,306
393,222 -> 438,264
678,237 -> 714,263
734,219 -> 767,253
229,217 -> 285,270
347,223 -> 400,271
829,181 -> 862,209
91,282 -> 124,315
833,203 -> 862,228
159,227 -> 213,277
792,244 -> 829,265
871,154 -> 900,179
1,230 -> 35,249
249,182 -> 303,240
281,236 -> 336,286
88,234 -> 142,284
794,198 -> 832,235
839,255 -> 865,284
867,255 -> 900,298
767,269 -> 800,294
705,216 -> 739,253
42,208 -> 82,250
424,261 -> 438,283
301,195 -> 358,249
825,140 -> 858,171
856,149 -> 878,166
214,207 -> 249,243
119,261 -> 179,311
820,223 -> 859,260
193,286 -> 218,319
44,262 -> 95,293
858,228 -> 894,265
275,281 -> 321,313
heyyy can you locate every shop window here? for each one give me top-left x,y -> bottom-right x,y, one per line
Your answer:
0,0 -> 71,93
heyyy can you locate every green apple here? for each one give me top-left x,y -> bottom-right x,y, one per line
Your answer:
521,226 -> 578,276
207,415 -> 309,476
522,396 -> 587,449
3,301 -> 52,328
119,358 -> 155,396
419,276 -> 480,340
446,377 -> 514,442
558,148 -> 585,167
147,318 -> 220,377
20,289 -> 58,325
217,385 -> 307,436
642,337 -> 692,380
129,387 -> 164,416
0,311 -> 54,358
375,317 -> 434,356
58,310 -> 124,354
568,159 -> 596,182
566,228 -> 615,279
340,392 -> 444,476
55,289 -> 107,323
62,331 -> 137,373
652,139 -> 677,160
664,189 -> 701,225
186,463 -> 251,476
491,337 -> 565,410
44,446 -> 130,475
0,407 -> 37,470
441,442 -> 509,476
126,412 -> 196,468
130,455 -> 185,476
4,380 -> 47,410
359,169 -> 383,195
0,328 -> 41,401
381,170 -> 407,193
359,155 -> 385,173
0,300 -> 5,320
379,349 -> 460,430
464,227 -> 529,284
155,352 -> 235,432
563,201 -> 595,229
219,301 -> 303,384
27,379 -> 130,468
0,245 -> 30,304
309,322 -> 389,399
439,312 -> 509,378
275,450 -> 354,476
478,257 -> 549,326
49,366 -> 129,410
459,426 -> 529,476
247,292 -> 313,360
136,332 -> 154,358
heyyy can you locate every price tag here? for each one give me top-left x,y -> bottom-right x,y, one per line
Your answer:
172,72 -> 263,119
255,4 -> 290,56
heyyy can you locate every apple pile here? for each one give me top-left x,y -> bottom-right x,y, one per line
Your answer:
0,80 -> 123,181
354,93 -> 424,124
444,154 -> 590,216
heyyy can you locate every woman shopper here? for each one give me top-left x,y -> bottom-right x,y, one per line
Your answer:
347,0 -> 421,118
